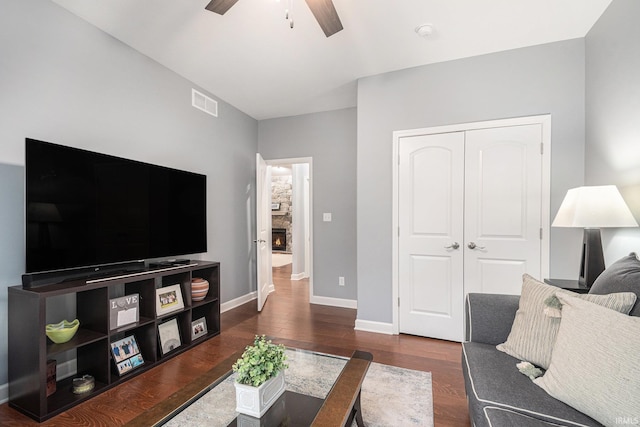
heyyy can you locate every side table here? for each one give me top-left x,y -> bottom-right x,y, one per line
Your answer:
543,278 -> 590,294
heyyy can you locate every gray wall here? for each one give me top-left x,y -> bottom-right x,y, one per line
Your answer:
0,165 -> 24,391
0,0 -> 257,388
258,108 -> 357,301
356,40 -> 587,324
585,0 -> 640,263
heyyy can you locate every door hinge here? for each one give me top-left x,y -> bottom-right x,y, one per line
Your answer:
540,227 -> 543,240
398,297 -> 400,307
397,226 -> 400,237
540,143 -> 544,155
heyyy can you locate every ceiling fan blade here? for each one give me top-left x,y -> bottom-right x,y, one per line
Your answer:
305,0 -> 343,37
205,0 -> 240,15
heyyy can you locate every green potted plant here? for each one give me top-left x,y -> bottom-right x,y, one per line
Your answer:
232,335 -> 288,417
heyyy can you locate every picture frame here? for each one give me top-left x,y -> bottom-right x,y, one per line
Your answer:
110,335 -> 144,376
155,284 -> 184,317
158,318 -> 182,355
109,293 -> 140,330
46,359 -> 56,397
191,317 -> 208,341
271,202 -> 280,211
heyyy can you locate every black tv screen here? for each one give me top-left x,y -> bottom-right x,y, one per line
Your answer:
25,138 -> 207,273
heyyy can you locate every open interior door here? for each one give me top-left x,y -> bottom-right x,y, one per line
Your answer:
256,154 -> 272,311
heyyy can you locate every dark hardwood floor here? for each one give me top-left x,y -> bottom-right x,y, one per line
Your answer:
0,263 -> 470,426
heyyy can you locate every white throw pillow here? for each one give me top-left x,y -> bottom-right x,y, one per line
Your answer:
496,274 -> 636,369
534,294 -> 640,426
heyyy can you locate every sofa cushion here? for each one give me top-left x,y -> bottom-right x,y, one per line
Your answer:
589,252 -> 640,316
465,293 -> 520,345
534,294 -> 640,427
462,342 -> 601,427
483,406 -> 572,427
496,274 -> 636,369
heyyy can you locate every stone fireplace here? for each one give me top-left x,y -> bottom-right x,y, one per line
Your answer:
272,174 -> 292,252
272,228 -> 287,252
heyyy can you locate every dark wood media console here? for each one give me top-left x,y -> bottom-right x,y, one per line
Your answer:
8,261 -> 221,422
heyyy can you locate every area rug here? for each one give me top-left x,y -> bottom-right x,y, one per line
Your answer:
164,349 -> 433,426
271,253 -> 292,268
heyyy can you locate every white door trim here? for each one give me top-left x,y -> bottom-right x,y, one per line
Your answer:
266,157 -> 314,304
391,115 -> 551,335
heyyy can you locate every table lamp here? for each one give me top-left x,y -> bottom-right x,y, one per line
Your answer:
552,185 -> 638,288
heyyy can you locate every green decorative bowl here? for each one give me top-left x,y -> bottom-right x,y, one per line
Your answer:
46,319 -> 80,344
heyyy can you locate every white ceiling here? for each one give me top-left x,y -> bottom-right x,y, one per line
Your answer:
52,0 -> 612,120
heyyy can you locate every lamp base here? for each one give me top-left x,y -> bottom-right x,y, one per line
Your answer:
578,228 -> 606,288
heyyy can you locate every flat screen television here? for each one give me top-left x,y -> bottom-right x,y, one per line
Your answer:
25,138 -> 207,276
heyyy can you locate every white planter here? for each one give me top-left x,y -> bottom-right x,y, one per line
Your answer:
234,370 -> 286,418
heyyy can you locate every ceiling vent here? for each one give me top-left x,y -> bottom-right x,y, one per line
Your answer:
192,89 -> 218,117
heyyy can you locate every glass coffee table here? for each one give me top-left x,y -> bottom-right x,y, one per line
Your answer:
125,348 -> 372,427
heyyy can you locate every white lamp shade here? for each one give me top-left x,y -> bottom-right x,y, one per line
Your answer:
552,185 -> 638,228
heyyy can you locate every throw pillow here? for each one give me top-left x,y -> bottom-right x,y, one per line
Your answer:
590,252 -> 640,316
496,274 -> 636,369
534,294 -> 640,426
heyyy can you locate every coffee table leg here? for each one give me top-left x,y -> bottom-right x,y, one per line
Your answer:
312,350 -> 372,427
354,391 -> 366,427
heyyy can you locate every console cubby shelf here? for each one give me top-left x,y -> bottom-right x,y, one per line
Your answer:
8,261 -> 220,422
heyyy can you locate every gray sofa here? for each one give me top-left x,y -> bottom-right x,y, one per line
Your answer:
461,253 -> 640,427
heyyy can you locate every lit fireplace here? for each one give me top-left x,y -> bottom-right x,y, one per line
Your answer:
272,228 -> 286,252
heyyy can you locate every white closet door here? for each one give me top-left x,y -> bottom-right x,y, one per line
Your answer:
464,124 -> 543,295
398,132 -> 465,341
397,122 -> 544,342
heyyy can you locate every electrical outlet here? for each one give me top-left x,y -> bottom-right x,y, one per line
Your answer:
323,213 -> 332,222
338,276 -> 345,286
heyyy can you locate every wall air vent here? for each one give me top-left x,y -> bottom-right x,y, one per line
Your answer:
192,89 -> 218,117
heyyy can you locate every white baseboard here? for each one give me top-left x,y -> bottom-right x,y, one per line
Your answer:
220,286 -> 277,314
310,295 -> 357,309
221,291 -> 355,312
290,272 -> 307,281
354,319 -> 394,335
221,291 -> 257,313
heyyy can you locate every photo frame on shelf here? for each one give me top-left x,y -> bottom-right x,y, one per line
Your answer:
109,293 -> 139,330
155,284 -> 184,317
191,317 -> 208,341
158,318 -> 182,355
110,335 -> 144,376
271,202 -> 280,210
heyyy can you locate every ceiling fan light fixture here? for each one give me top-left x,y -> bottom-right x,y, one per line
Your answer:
415,23 -> 434,38
205,0 -> 342,37
286,0 -> 294,29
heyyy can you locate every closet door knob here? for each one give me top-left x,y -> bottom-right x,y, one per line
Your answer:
444,242 -> 460,250
467,242 -> 486,250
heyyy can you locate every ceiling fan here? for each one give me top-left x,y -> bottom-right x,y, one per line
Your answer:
205,0 -> 343,37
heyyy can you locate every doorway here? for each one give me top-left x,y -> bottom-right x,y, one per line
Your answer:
261,157 -> 313,305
